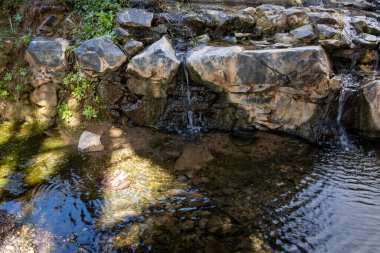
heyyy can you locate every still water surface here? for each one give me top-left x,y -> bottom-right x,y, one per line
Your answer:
0,123 -> 379,252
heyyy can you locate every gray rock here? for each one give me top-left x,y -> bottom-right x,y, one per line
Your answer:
254,4 -> 288,34
114,27 -> 131,43
290,24 -> 317,43
26,37 -> 69,70
74,36 -> 126,73
220,12 -> 256,32
116,8 -> 154,28
152,24 -> 168,34
357,80 -> 380,137
126,36 -> 180,98
63,18 -> 75,36
352,16 -> 380,36
195,34 -> 211,44
274,32 -> 296,44
36,15 -> 60,35
124,39 -> 144,56
307,12 -> 340,25
78,131 -> 104,152
316,24 -> 338,39
222,36 -> 238,44
283,7 -> 310,28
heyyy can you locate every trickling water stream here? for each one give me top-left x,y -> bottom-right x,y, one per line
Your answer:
336,74 -> 359,150
179,52 -> 201,134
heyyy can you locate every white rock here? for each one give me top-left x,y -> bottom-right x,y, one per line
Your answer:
78,131 -> 104,152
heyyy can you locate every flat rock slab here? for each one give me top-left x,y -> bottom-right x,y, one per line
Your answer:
74,36 -> 126,73
78,131 -> 104,152
187,45 -> 331,95
116,8 -> 154,28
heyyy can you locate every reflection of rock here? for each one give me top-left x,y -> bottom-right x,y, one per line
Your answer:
102,169 -> 131,190
175,144 -> 214,171
78,131 -> 104,152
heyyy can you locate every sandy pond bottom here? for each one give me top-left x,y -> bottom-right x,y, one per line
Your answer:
0,122 -> 379,253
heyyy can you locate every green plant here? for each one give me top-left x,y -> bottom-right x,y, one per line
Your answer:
13,12 -> 23,24
18,32 -> 32,47
3,72 -> 13,81
0,65 -> 30,101
17,67 -> 28,77
0,0 -> 26,17
63,72 -> 94,101
0,90 -> 9,99
57,102 -> 73,122
71,0 -> 131,40
82,105 -> 98,120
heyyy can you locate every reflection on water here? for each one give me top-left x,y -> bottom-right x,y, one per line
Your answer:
270,145 -> 380,253
0,123 -> 379,252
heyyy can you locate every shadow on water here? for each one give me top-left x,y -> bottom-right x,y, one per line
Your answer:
0,122 -> 379,252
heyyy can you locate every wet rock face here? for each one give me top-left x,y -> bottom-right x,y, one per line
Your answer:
74,36 -> 127,73
26,37 -> 69,70
126,36 -> 180,98
187,45 -> 335,140
359,80 -> 380,137
116,8 -> 154,28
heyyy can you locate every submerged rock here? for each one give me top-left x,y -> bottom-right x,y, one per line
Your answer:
102,169 -> 131,190
78,131 -> 104,152
116,8 -> 154,28
126,36 -> 180,98
74,36 -> 126,73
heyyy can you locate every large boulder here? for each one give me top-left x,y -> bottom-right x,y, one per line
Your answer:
74,36 -> 126,73
116,8 -> 154,28
26,37 -> 69,71
126,36 -> 180,98
187,45 -> 337,140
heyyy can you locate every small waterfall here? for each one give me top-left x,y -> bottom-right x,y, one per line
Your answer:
336,74 -> 358,150
179,52 -> 201,134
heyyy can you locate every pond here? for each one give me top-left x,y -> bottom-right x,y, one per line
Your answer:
0,122 -> 379,252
